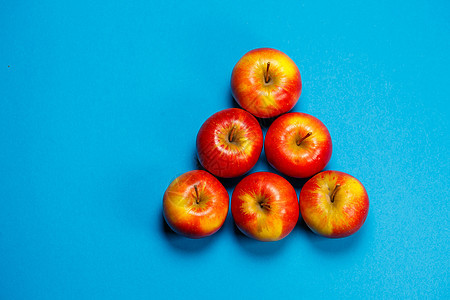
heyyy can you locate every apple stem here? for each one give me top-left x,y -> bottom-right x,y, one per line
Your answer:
228,126 -> 237,143
296,132 -> 313,146
330,184 -> 341,203
194,185 -> 200,204
259,202 -> 271,210
265,62 -> 271,83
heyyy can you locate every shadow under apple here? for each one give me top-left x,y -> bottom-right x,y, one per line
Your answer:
263,153 -> 311,191
297,216 -> 364,254
217,175 -> 246,193
160,210 -> 214,253
228,93 -> 241,109
192,149 -> 206,171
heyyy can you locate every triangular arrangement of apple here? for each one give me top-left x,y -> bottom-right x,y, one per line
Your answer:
163,48 -> 369,241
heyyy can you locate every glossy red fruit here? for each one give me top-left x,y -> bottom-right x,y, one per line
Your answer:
196,108 -> 263,178
299,170 -> 369,238
231,172 -> 299,241
265,112 -> 332,178
163,170 -> 229,238
231,48 -> 302,118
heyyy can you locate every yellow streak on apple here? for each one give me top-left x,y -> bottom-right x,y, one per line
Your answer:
165,184 -> 224,234
238,192 -> 283,241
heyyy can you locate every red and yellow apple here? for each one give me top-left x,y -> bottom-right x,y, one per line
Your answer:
196,108 -> 263,178
231,172 -> 299,241
163,170 -> 229,238
265,112 -> 332,178
231,48 -> 302,118
299,170 -> 369,238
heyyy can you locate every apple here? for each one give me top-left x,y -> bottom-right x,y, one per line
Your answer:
265,112 -> 332,178
231,172 -> 299,241
163,170 -> 229,238
231,48 -> 302,118
299,170 -> 369,238
196,108 -> 263,178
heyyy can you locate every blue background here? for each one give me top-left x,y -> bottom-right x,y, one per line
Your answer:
1,0 -> 449,299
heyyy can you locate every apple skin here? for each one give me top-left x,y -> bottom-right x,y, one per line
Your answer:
265,112 -> 332,178
163,170 -> 229,238
231,48 -> 302,118
196,108 -> 263,178
231,172 -> 299,241
299,170 -> 369,238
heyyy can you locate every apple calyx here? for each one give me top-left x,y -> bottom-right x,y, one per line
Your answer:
228,126 -> 237,143
265,62 -> 271,83
258,198 -> 271,210
296,131 -> 313,146
330,184 -> 341,203
259,202 -> 271,210
193,185 -> 201,204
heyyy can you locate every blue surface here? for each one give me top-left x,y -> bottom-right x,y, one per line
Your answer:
1,1 -> 449,299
